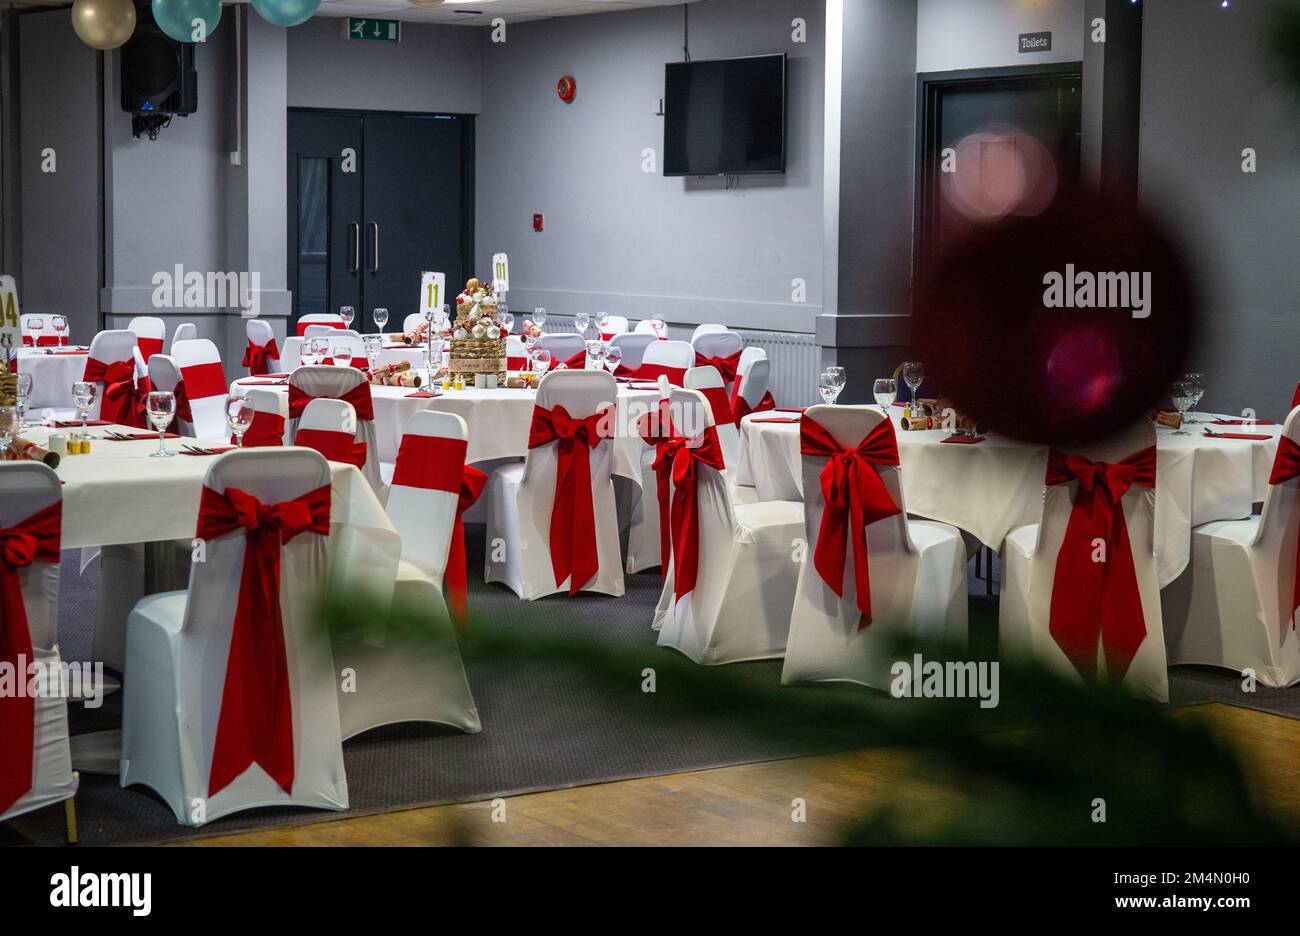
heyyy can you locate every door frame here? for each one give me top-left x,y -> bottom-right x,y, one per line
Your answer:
286,106 -> 477,328
912,63 -> 1083,298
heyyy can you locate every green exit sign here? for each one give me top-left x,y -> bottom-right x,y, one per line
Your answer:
343,18 -> 401,42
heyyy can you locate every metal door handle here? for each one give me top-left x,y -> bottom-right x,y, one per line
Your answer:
368,221 -> 379,272
348,222 -> 359,272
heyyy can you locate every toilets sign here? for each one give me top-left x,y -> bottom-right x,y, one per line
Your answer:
344,17 -> 401,43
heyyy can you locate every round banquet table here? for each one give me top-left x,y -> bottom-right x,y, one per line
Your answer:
734,409 -> 1283,588
231,374 -> 662,487
15,346 -> 89,411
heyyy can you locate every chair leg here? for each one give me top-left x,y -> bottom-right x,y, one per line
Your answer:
64,797 -> 79,846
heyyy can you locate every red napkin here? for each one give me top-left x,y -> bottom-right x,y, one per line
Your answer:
52,419 -> 110,428
941,434 -> 985,444
751,416 -> 801,424
383,344 -> 411,350
628,383 -> 661,391
1213,418 -> 1277,426
1205,431 -> 1271,441
106,432 -> 180,441
776,407 -> 807,413
238,379 -> 289,386
406,391 -> 441,399
179,446 -> 235,456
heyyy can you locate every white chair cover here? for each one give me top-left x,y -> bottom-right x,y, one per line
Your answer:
0,463 -> 78,823
171,322 -> 197,349
83,330 -> 137,420
537,333 -> 587,367
319,332 -> 367,365
304,324 -> 344,339
338,409 -> 480,739
242,388 -> 287,446
781,406 -> 969,689
127,315 -> 166,361
692,330 -> 744,387
599,315 -> 630,337
690,323 -> 729,343
633,319 -> 664,336
245,319 -> 279,373
120,449 -> 348,826
296,313 -> 345,336
402,312 -> 425,333
171,338 -> 229,441
288,366 -> 383,494
377,346 -> 426,371
609,333 -> 655,373
485,370 -> 625,599
640,339 -> 695,385
1162,407 -> 1300,687
684,365 -> 740,471
653,388 -> 804,662
735,357 -> 772,410
280,336 -> 304,372
998,420 -> 1168,701
20,314 -> 60,346
625,381 -> 669,575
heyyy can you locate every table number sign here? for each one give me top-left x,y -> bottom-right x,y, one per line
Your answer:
491,253 -> 509,294
0,275 -> 20,357
420,271 -> 446,319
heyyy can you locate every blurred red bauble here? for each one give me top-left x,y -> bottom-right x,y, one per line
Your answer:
913,190 -> 1198,446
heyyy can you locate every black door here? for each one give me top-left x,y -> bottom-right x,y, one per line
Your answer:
288,109 -> 473,334
915,65 -> 1082,288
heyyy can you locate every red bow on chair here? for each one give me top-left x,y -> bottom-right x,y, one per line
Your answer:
23,335 -> 59,348
668,426 -> 727,599
638,400 -> 680,583
82,358 -> 143,428
694,351 -> 742,385
197,484 -> 331,798
287,382 -> 375,422
136,337 -> 164,362
242,338 -> 280,377
731,390 -> 776,422
697,385 -> 736,427
528,404 -> 609,593
1269,436 -> 1300,629
392,434 -> 485,629
294,428 -> 367,470
0,502 -> 61,817
800,416 -> 902,629
637,362 -> 687,386
559,349 -> 587,370
613,363 -> 640,379
1045,446 -> 1156,682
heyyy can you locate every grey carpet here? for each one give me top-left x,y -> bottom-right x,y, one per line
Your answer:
0,534 -> 1292,846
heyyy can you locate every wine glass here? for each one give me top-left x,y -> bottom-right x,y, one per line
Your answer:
901,361 -> 925,409
596,313 -> 610,336
373,307 -> 389,334
51,315 -> 67,347
436,304 -> 450,332
27,317 -> 43,350
585,339 -> 604,370
72,380 -> 96,434
533,349 -> 553,378
533,307 -> 547,331
363,334 -> 381,372
426,336 -> 443,382
827,366 -> 846,398
604,345 -> 623,375
332,344 -> 353,369
818,371 -> 840,405
0,406 -> 17,459
340,306 -> 356,330
1170,380 -> 1194,435
652,311 -> 666,338
312,336 -> 331,366
873,378 -> 897,415
225,394 -> 254,447
501,311 -> 515,334
1183,373 -> 1206,424
147,391 -> 176,457
574,312 -> 590,335
14,373 -> 32,429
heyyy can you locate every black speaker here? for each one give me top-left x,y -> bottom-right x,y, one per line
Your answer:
120,4 -> 197,136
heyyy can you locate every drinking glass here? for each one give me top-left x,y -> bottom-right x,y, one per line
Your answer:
363,335 -> 382,372
873,378 -> 897,414
1170,380 -> 1194,435
427,337 -> 443,382
15,373 -> 32,428
827,366 -> 846,399
373,307 -> 390,333
1183,373 -> 1206,424
652,312 -> 666,338
604,345 -> 623,375
147,391 -> 176,457
533,307 -> 547,330
902,361 -> 925,409
72,380 -> 96,434
533,349 -> 553,377
225,395 -> 253,447
0,406 -> 17,459
574,312 -> 590,335
817,371 -> 839,405
27,317 -> 43,349
311,337 -> 330,366
332,345 -> 353,369
585,339 -> 603,370
501,312 -> 515,334
435,304 -> 451,333
51,315 -> 67,347
596,313 -> 610,336
340,306 -> 356,329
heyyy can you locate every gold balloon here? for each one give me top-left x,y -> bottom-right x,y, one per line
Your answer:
71,0 -> 137,51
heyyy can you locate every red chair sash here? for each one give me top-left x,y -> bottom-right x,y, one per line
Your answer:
236,410 -> 285,448
800,416 -> 902,629
637,362 -> 687,386
668,426 -> 727,600
613,363 -> 640,379
528,404 -> 610,593
694,350 -> 742,385
638,400 -> 678,582
1291,384 -> 1300,410
559,349 -> 587,370
698,385 -> 735,427
287,381 -> 374,422
1268,436 -> 1300,629
23,335 -> 60,348
294,428 -> 367,469
136,336 -> 164,362
0,502 -> 61,817
196,484 -> 331,798
181,361 -> 228,400
392,434 -> 485,629
1045,446 -> 1157,682
82,357 -> 143,428
731,389 -> 776,422
296,320 -> 344,337
507,355 -> 528,371
242,338 -> 280,377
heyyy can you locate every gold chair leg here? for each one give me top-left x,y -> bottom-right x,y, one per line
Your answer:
64,797 -> 78,846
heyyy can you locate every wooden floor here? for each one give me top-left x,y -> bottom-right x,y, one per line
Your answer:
178,703 -> 1300,846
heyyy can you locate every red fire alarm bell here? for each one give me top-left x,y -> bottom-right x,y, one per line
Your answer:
533,213 -> 544,232
557,76 -> 576,103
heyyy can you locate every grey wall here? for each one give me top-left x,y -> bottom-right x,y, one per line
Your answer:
288,17 -> 481,114
916,0 -> 1085,72
1139,0 -> 1300,421
474,0 -> 825,333
17,9 -> 100,341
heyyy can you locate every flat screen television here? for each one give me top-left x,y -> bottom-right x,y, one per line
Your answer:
663,54 -> 786,177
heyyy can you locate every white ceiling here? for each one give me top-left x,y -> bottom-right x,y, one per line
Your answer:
291,0 -> 698,26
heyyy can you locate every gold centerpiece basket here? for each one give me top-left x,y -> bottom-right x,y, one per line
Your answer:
447,277 -> 507,384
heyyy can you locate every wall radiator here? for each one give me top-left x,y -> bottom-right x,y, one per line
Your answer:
734,329 -> 819,407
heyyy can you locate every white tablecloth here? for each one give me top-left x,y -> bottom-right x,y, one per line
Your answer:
231,377 -> 660,487
17,347 -> 89,411
735,410 -> 1282,588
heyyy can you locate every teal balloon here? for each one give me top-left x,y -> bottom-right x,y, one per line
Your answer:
251,0 -> 320,28
151,0 -> 221,43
